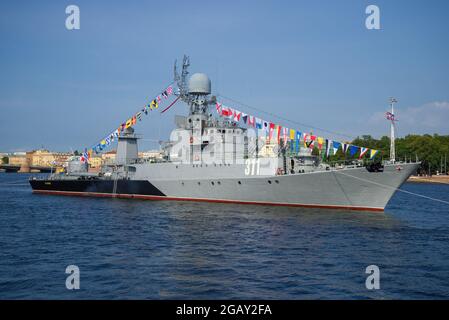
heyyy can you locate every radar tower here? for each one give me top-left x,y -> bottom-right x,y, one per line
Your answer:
174,55 -> 216,116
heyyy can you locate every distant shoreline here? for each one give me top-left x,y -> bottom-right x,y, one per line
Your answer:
408,175 -> 449,185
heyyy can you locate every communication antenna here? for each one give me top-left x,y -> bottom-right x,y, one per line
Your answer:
174,55 -> 191,103
386,97 -> 398,163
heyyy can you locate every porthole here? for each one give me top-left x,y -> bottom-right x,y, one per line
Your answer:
217,181 -> 221,185
275,180 -> 279,184
238,181 -> 242,185
198,182 -> 201,185
268,180 -> 272,184
211,181 -> 215,185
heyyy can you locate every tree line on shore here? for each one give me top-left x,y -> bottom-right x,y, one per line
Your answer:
348,134 -> 449,175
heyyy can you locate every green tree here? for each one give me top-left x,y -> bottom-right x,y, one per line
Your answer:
322,134 -> 449,174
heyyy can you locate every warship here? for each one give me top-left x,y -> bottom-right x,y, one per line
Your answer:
30,57 -> 420,212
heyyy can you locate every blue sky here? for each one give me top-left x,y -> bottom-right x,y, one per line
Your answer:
1,0 -> 448,152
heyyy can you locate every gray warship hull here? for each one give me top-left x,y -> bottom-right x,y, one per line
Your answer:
30,162 -> 419,212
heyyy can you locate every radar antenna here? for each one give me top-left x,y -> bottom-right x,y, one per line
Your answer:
173,55 -> 217,115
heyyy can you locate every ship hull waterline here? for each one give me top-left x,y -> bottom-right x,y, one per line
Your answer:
29,163 -> 419,213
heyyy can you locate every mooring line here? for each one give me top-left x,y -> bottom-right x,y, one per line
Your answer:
334,171 -> 449,206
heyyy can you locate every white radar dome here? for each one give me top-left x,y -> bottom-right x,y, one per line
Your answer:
188,73 -> 211,94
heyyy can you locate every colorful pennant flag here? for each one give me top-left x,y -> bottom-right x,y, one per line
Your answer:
268,123 -> 275,143
349,145 -> 359,157
295,131 -> 301,153
276,125 -> 282,144
282,127 -> 288,146
317,137 -> 324,150
248,115 -> 255,127
263,121 -> 269,132
359,147 -> 369,159
289,129 -> 295,140
304,134 -> 316,149
216,102 -> 222,115
222,107 -> 231,117
325,139 -> 331,158
87,84 -> 174,154
150,99 -> 158,110
233,110 -> 242,122
332,141 -> 341,154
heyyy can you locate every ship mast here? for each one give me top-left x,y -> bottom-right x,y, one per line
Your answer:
388,97 -> 398,163
173,55 -> 216,116
174,55 -> 191,106
173,55 -> 217,164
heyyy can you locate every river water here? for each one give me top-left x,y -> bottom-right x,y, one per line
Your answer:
0,173 -> 448,299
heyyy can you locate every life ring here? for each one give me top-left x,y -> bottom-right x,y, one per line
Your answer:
276,168 -> 283,175
190,136 -> 194,144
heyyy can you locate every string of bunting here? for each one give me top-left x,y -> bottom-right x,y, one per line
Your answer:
80,84 -> 175,163
215,101 -> 380,161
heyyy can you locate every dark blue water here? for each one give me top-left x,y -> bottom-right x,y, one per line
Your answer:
0,173 -> 448,299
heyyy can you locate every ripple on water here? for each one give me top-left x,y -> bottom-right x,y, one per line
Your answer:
0,174 -> 449,299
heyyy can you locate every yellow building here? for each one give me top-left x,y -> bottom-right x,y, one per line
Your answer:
101,151 -> 116,165
8,155 -> 27,166
53,153 -> 71,166
21,150 -> 72,168
27,150 -> 55,167
88,156 -> 103,168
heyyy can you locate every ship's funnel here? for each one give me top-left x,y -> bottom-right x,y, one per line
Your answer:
116,127 -> 139,165
188,73 -> 211,95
